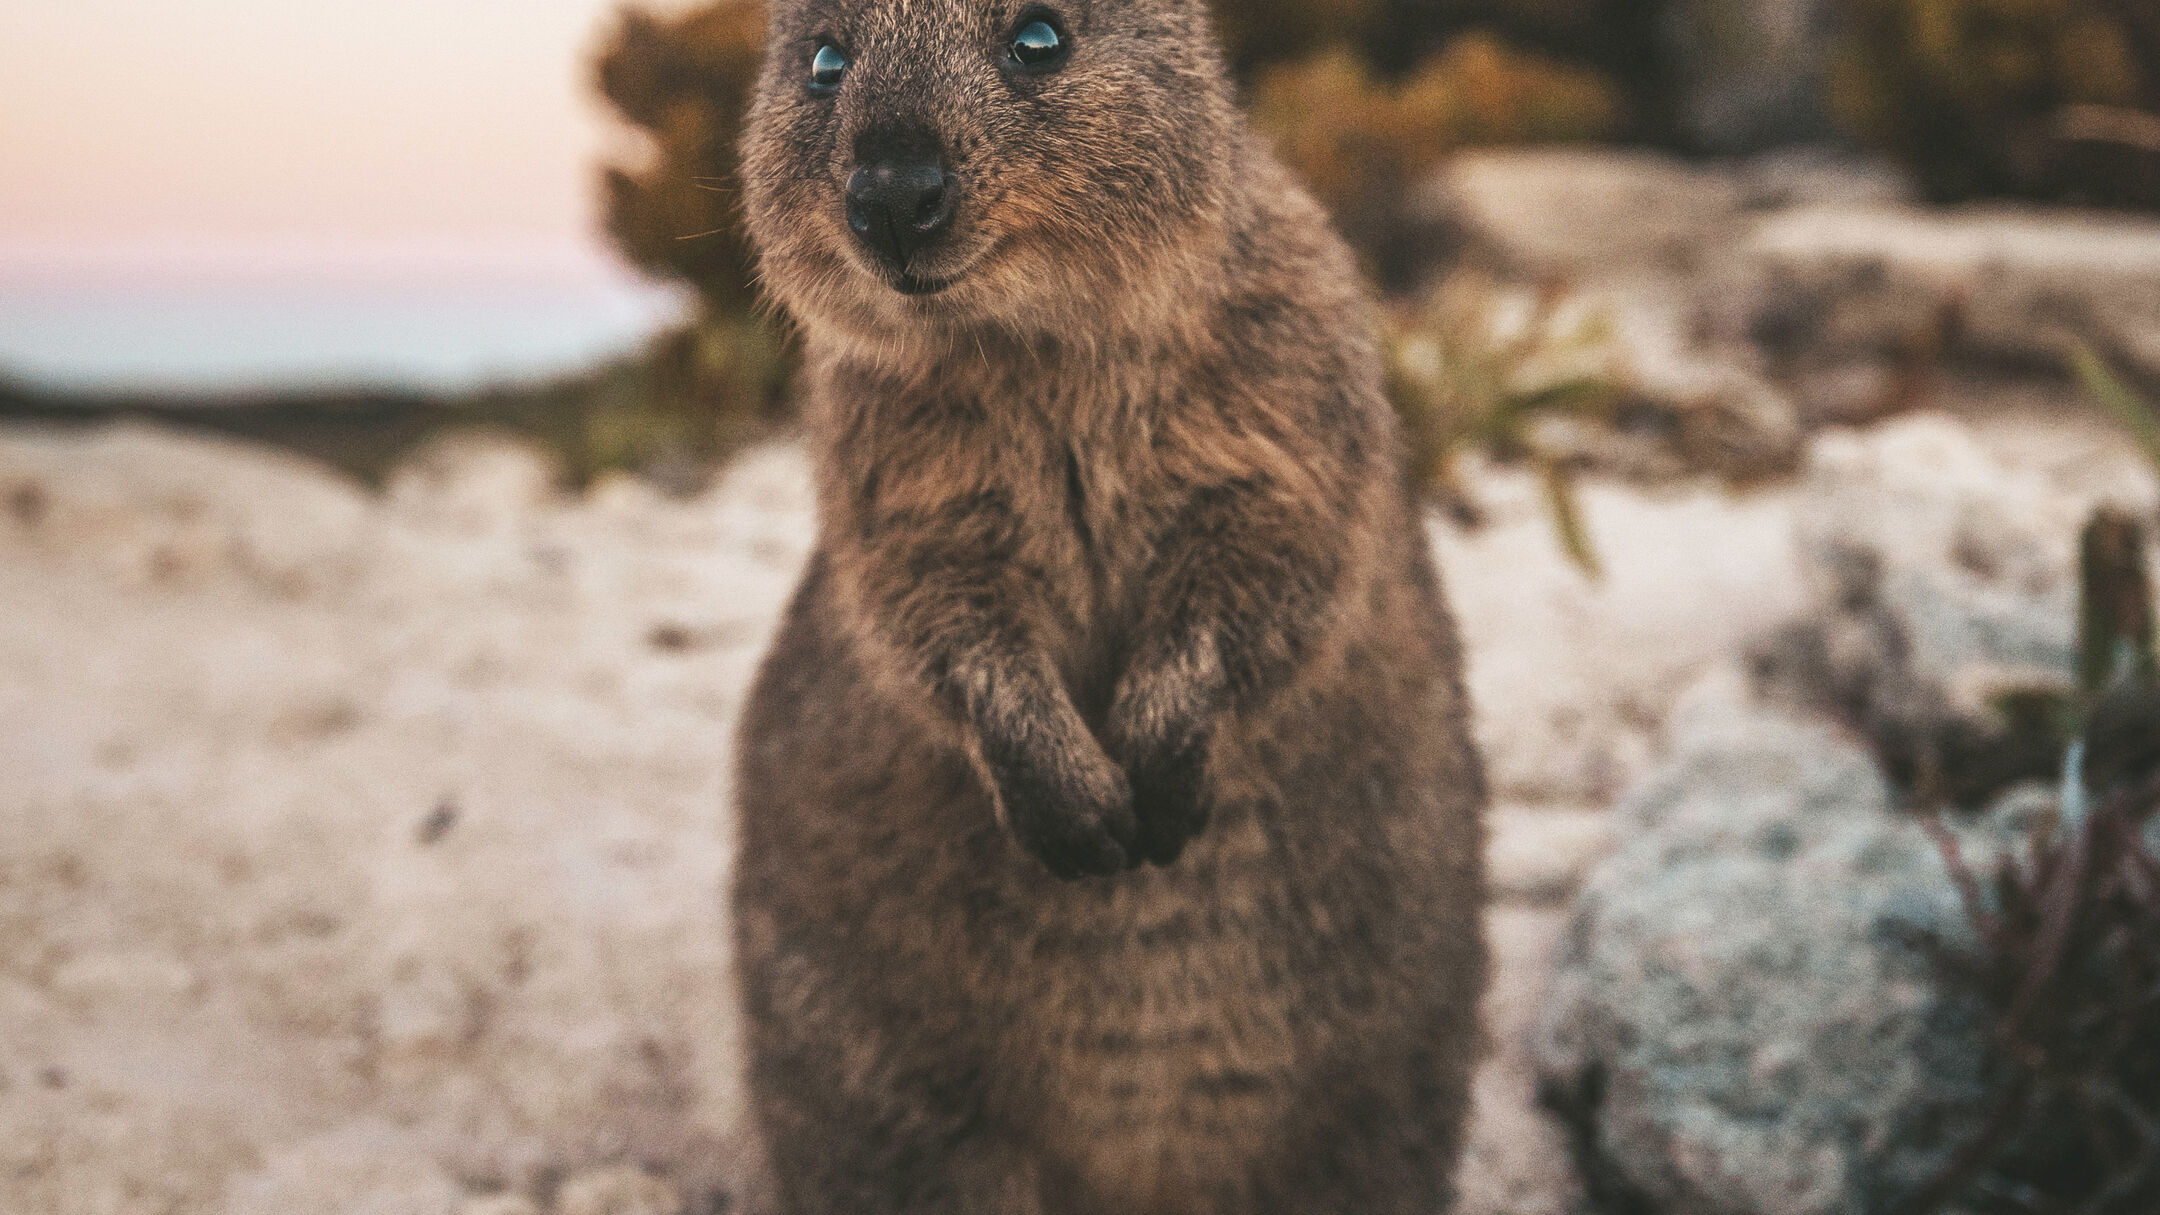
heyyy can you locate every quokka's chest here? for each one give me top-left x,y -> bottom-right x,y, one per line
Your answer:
938,429 -> 1183,642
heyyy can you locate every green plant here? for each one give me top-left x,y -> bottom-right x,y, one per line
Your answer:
1904,508 -> 2160,1213
1896,346 -> 2160,1213
1908,767 -> 2160,1215
1383,277 -> 1624,576
2074,342 -> 2160,473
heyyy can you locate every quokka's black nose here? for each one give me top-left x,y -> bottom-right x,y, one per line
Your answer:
845,157 -> 954,273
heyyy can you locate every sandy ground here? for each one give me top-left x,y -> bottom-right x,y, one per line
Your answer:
0,416 -> 1889,1214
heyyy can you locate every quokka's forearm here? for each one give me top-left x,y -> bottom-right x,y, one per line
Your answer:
839,536 -> 1066,745
1099,480 -> 1356,865
1113,481 -> 1350,734
833,526 -> 1140,877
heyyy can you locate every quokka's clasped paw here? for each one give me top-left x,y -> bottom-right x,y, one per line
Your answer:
986,736 -> 1138,879
1121,729 -> 1212,867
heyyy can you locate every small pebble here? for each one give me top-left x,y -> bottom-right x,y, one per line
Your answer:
417,797 -> 460,846
647,622 -> 697,652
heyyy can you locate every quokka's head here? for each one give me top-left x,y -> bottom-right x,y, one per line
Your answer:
739,0 -> 1241,343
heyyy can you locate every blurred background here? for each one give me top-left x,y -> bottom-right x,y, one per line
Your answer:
7,0 -> 2155,483
3,0 -> 2159,1213
0,0 -> 677,386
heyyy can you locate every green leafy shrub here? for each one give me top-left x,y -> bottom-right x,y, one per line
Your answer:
1383,276 -> 1625,574
588,1 -> 795,471
1829,0 -> 2160,206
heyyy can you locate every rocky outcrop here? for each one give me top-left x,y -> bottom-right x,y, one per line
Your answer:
1754,415 -> 2153,804
0,423 -> 812,1215
1739,204 -> 2160,384
1425,149 -> 2160,398
1533,714 -> 2002,1215
1426,150 -> 1751,281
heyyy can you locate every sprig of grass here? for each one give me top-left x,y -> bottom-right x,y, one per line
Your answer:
1384,278 -> 1623,579
2072,342 -> 2160,473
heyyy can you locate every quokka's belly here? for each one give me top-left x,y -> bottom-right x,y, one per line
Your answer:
976,822 -> 1329,1206
1015,966 -> 1305,1202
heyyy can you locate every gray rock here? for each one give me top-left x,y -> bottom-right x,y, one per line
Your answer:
1534,715 -> 1996,1215
1796,418 -> 2085,680
1739,203 -> 2160,384
1753,417 -> 2110,805
1731,150 -> 1918,212
1617,296 -> 1806,481
1787,359 -> 1902,428
1423,150 -> 1748,281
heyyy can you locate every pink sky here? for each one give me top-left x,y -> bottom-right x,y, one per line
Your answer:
0,0 -> 706,388
0,0 -> 678,268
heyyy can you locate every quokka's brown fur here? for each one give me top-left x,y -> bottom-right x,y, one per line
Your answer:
729,0 -> 1488,1209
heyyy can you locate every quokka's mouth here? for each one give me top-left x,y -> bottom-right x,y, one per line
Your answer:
892,270 -> 954,296
884,236 -> 1005,298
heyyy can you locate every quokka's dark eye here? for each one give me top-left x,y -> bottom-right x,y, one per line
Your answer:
1007,14 -> 1068,71
808,42 -> 849,95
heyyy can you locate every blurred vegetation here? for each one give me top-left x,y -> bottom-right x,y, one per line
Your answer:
1250,34 -> 1622,285
1216,0 -> 1631,290
2076,342 -> 2160,476
588,0 -> 1630,303
111,0 -> 2130,496
590,1 -> 795,482
1384,277 -> 1624,575
1907,503 -> 2160,1215
1829,0 -> 2160,206
1914,740 -> 2160,1215
1885,347 -> 2160,1215
1384,269 -> 1816,574
15,0 -> 2157,513
596,2 -> 766,319
523,320 -> 791,489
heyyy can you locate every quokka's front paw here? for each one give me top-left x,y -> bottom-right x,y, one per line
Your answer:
1121,730 -> 1212,866
1105,670 -> 1218,867
987,742 -> 1138,880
